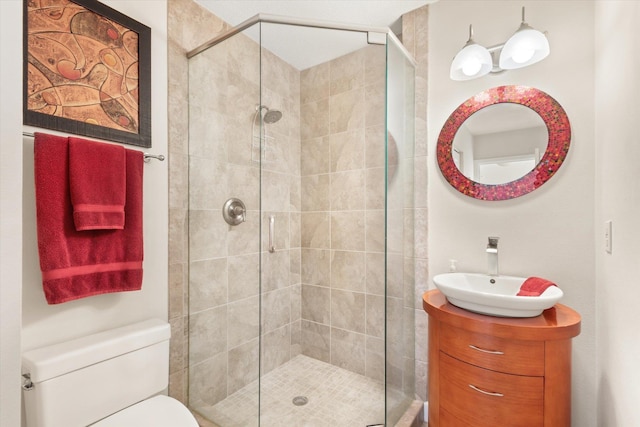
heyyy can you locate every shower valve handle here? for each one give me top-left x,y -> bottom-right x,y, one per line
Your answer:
223,198 -> 246,226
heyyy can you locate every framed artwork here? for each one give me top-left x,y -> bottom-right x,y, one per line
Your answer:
24,0 -> 151,148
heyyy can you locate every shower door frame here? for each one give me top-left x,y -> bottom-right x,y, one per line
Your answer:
186,14 -> 417,427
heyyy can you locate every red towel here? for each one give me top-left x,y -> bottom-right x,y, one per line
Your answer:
69,137 -> 126,230
517,277 -> 557,296
34,133 -> 144,304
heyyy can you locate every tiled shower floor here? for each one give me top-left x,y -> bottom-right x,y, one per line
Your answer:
193,354 -> 386,427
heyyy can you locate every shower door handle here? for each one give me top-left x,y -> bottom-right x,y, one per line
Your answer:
269,215 -> 275,253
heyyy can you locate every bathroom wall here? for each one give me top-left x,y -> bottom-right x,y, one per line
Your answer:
0,1 -> 23,425
0,1 -> 167,425
594,2 -> 640,425
427,2 -> 596,426
19,0 -> 169,351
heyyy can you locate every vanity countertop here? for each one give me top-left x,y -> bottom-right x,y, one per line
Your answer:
423,289 -> 581,341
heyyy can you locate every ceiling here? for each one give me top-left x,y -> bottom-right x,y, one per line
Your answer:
194,0 -> 434,69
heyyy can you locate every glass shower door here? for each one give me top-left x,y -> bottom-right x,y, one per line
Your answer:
187,22 -> 262,427
385,34 -> 416,426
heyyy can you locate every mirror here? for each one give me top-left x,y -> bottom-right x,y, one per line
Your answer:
437,86 -> 571,201
453,103 -> 547,185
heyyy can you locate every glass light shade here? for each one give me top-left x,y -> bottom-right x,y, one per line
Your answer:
450,43 -> 493,81
499,24 -> 550,70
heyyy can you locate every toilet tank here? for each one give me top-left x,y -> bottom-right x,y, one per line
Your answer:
22,319 -> 171,427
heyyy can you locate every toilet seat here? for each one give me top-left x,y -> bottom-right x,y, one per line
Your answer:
91,395 -> 198,427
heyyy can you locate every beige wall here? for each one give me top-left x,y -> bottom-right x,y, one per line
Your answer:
595,2 -> 640,425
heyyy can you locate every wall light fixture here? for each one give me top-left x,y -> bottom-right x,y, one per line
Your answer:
449,7 -> 549,81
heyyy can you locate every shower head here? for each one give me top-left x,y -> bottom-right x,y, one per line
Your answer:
255,105 -> 283,124
263,109 -> 282,124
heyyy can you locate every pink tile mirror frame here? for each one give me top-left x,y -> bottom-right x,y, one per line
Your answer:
437,85 -> 571,201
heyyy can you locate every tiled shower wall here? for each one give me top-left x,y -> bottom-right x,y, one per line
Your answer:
298,45 -> 393,383
401,6 -> 430,402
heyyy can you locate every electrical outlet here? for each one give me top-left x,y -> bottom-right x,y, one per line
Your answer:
604,220 -> 612,254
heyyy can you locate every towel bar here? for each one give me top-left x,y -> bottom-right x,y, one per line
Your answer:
22,132 -> 165,162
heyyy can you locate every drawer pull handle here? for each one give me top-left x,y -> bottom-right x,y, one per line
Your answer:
469,344 -> 504,355
469,384 -> 504,397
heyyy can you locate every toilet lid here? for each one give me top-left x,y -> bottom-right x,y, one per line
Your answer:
91,395 -> 199,427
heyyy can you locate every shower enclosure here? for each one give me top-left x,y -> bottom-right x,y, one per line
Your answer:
185,14 -> 415,427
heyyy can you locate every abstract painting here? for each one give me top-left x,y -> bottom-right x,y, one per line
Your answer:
24,0 -> 151,147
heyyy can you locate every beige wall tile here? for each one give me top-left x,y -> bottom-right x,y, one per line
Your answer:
365,209 -> 385,253
330,327 -> 365,375
227,338 -> 259,395
290,248 -> 301,286
301,63 -> 330,104
227,253 -> 259,302
169,208 -> 188,264
330,289 -> 365,333
301,284 -> 330,324
189,258 -> 227,313
261,325 -> 291,375
366,252 -> 385,296
330,88 -> 365,134
301,212 -> 330,249
228,165 -> 260,211
188,353 -> 227,407
330,250 -> 365,292
189,210 -> 228,261
330,49 -> 364,95
365,167 -> 385,210
330,128 -> 364,172
364,45 -> 386,87
301,320 -> 330,363
301,99 -> 330,140
227,296 -> 260,349
301,249 -> 330,287
330,170 -> 365,211
262,288 -> 291,333
227,211 -> 260,256
331,211 -> 365,251
170,316 -> 186,374
365,335 -> 385,382
169,262 -> 186,320
189,306 -> 228,364
261,250 -> 290,292
365,83 -> 385,128
301,174 -> 330,211
365,125 -> 386,169
301,137 -> 331,176
366,294 -> 385,338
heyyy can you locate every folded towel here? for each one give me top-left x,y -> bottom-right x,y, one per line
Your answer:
69,137 -> 126,230
34,133 -> 144,304
517,277 -> 557,296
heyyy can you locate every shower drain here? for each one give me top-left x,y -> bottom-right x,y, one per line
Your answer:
292,396 -> 308,406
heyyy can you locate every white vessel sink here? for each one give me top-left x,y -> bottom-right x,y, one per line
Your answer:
433,272 -> 563,318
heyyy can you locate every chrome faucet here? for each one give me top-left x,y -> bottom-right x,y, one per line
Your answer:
487,237 -> 499,276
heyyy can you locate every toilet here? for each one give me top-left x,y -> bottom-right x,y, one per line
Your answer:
21,319 -> 198,427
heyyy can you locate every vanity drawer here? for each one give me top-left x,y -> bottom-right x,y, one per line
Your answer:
440,323 -> 544,376
440,353 -> 544,427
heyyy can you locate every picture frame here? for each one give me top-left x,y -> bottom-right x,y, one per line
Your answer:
24,0 -> 151,148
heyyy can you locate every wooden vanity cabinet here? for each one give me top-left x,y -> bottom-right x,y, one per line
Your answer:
423,290 -> 581,427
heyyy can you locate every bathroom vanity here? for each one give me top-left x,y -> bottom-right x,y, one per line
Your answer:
423,290 -> 580,426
